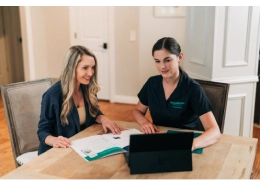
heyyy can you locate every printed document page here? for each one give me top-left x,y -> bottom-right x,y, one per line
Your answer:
71,128 -> 142,161
102,128 -> 142,148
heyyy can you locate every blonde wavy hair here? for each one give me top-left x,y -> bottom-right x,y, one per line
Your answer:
60,45 -> 100,125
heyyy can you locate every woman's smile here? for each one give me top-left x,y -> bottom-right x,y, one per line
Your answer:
161,70 -> 169,74
83,76 -> 90,81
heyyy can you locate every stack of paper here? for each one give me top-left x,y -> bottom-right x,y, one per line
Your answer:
71,128 -> 142,162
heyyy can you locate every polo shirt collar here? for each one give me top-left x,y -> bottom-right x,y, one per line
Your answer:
153,68 -> 189,101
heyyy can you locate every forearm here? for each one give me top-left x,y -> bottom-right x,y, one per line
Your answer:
95,115 -> 121,134
44,135 -> 57,147
95,114 -> 108,124
192,127 -> 221,150
132,109 -> 150,126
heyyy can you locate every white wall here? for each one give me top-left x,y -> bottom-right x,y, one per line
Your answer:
212,7 -> 259,81
30,7 -> 48,79
214,7 -> 260,137
184,6 -> 260,137
20,6 -> 47,80
20,6 -> 70,81
44,7 -> 70,79
19,6 -> 260,137
139,7 -> 186,90
20,6 -> 186,104
19,7 -> 30,81
114,7 -> 139,97
113,6 -> 186,103
183,7 -> 215,80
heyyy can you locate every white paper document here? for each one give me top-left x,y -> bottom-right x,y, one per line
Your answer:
71,128 -> 142,162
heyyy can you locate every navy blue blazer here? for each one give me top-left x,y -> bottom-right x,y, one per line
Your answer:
37,81 -> 103,155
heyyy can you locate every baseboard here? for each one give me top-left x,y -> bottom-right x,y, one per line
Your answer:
254,123 -> 260,128
112,95 -> 138,104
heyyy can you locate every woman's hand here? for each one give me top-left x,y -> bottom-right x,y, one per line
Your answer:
132,101 -> 159,134
140,121 -> 159,134
191,143 -> 195,151
52,136 -> 71,148
97,115 -> 122,134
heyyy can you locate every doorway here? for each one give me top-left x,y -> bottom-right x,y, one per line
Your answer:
254,49 -> 260,125
0,7 -> 9,86
70,7 -> 110,100
0,6 -> 24,86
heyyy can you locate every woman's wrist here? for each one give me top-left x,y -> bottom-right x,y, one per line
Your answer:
139,117 -> 150,126
192,138 -> 197,151
96,115 -> 107,124
45,135 -> 56,147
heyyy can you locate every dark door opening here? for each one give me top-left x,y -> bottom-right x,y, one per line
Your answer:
254,49 -> 260,125
0,6 -> 24,85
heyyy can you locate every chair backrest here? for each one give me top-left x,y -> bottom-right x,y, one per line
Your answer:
1,78 -> 53,167
194,79 -> 230,133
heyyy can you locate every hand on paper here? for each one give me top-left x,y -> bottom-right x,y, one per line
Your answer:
96,115 -> 122,134
53,136 -> 71,148
140,121 -> 159,134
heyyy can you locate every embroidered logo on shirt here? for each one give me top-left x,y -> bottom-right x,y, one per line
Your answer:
170,101 -> 185,108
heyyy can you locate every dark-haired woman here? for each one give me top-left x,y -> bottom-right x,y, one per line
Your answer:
132,37 -> 220,151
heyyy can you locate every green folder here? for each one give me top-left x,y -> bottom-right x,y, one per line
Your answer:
166,130 -> 203,154
84,147 -> 125,162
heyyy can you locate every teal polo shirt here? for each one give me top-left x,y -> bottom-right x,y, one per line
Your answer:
138,69 -> 212,130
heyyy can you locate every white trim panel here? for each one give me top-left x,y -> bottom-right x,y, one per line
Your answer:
225,94 -> 246,136
223,7 -> 252,67
108,7 -> 116,103
23,6 -> 35,80
212,76 -> 258,84
189,7 -> 208,66
187,70 -> 258,84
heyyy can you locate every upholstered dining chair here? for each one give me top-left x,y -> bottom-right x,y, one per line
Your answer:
1,78 -> 53,167
194,79 -> 230,133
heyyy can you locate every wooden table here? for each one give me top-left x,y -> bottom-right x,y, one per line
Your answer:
1,121 -> 258,179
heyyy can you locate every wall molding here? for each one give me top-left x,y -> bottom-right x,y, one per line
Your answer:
254,7 -> 260,75
185,71 -> 211,80
212,75 -> 258,84
223,7 -> 252,67
227,94 -> 246,136
187,70 -> 258,84
249,82 -> 257,137
113,95 -> 138,104
188,7 -> 208,66
189,59 -> 205,65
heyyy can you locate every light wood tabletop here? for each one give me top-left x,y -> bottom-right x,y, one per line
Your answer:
1,120 -> 258,179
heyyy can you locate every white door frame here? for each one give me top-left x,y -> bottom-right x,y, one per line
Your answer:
19,6 -> 35,81
69,6 -> 116,102
108,7 -> 116,103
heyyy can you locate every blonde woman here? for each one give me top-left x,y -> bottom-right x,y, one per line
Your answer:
37,45 -> 122,155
